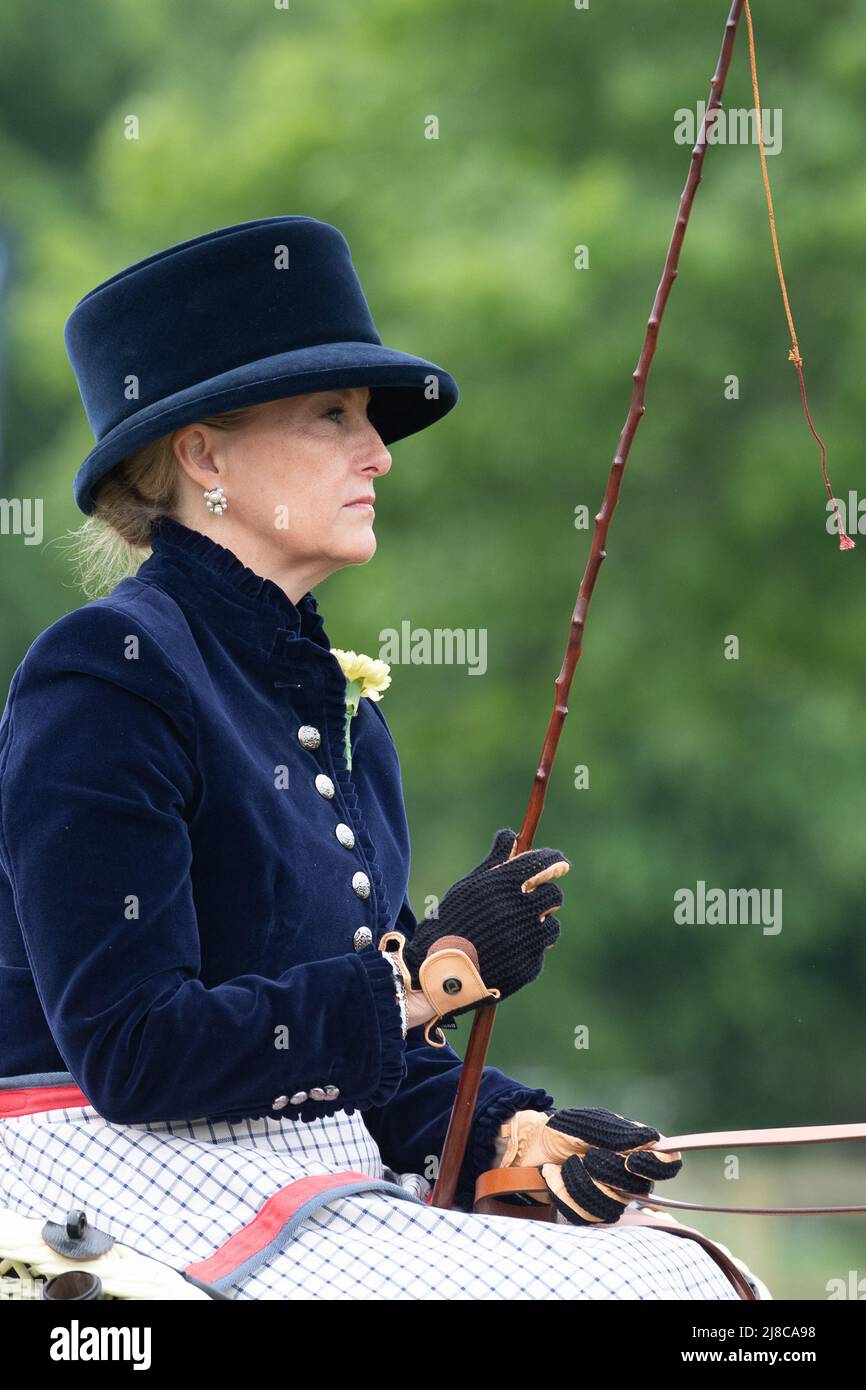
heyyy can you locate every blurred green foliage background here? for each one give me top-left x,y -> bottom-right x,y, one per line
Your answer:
0,0 -> 863,1297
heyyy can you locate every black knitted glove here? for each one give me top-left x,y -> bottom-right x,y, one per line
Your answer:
402,827 -> 569,1021
542,1107 -> 684,1226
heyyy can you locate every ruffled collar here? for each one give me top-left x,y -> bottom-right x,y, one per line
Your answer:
140,514 -> 330,653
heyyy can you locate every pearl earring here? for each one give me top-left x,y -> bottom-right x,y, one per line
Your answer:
203,486 -> 228,515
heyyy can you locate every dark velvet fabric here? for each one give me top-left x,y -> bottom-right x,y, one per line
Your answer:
0,516 -> 552,1205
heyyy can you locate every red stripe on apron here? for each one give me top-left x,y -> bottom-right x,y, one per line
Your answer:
0,1085 -> 91,1117
183,1171 -> 377,1283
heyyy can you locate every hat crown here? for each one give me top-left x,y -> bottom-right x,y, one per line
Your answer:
64,217 -> 379,440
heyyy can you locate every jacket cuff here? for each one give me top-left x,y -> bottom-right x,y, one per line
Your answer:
356,947 -> 408,1107
468,1085 -> 556,1182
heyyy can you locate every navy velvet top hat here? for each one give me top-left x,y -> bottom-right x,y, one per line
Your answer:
64,215 -> 460,516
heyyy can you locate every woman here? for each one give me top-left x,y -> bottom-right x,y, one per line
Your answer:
0,216 -> 767,1299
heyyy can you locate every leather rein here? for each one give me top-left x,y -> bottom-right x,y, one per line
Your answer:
475,1121 -> 866,1217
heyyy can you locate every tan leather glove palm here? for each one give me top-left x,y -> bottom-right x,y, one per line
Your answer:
496,1106 -> 683,1226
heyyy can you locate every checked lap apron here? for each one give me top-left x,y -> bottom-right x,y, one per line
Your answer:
0,1073 -> 768,1300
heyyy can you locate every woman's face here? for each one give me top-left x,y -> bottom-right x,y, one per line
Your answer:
171,386 -> 393,600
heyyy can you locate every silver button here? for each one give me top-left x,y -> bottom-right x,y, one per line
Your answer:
272,1095 -> 289,1110
323,1084 -> 340,1101
352,871 -> 371,899
289,1090 -> 309,1105
297,725 -> 321,750
353,927 -> 373,951
335,823 -> 356,849
315,773 -> 335,799
309,1087 -> 327,1102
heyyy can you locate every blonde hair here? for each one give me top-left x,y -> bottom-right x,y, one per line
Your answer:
66,407 -> 254,600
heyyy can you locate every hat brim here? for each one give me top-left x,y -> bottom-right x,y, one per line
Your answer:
72,341 -> 459,515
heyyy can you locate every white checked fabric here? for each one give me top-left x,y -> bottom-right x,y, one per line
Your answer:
0,1100 -> 767,1300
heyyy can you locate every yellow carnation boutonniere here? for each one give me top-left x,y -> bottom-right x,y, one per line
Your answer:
330,649 -> 392,771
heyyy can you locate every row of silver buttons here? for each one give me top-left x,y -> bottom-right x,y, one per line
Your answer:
272,1083 -> 340,1110
299,725 -> 371,906
271,725 -> 372,1114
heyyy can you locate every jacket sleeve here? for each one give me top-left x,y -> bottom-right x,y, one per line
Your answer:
361,892 -> 555,1210
0,604 -> 407,1126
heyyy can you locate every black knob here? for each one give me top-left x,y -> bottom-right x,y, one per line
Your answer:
65,1209 -> 88,1241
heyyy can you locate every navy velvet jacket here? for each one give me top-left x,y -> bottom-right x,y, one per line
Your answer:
0,516 -> 553,1205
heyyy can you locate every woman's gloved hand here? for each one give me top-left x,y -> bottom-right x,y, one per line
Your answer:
495,1106 -> 683,1225
407,825 -> 568,1008
379,827 -> 569,1045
